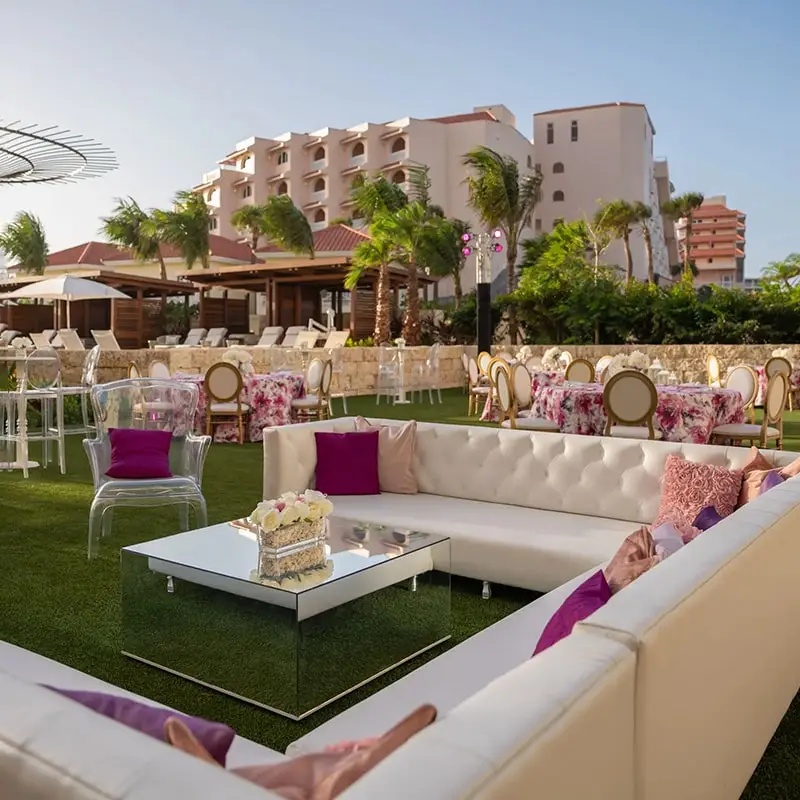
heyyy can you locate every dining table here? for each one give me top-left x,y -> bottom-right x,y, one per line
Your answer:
173,371 -> 305,443
530,381 -> 745,444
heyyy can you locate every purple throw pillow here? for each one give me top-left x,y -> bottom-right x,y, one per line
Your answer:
692,505 -> 725,531
533,571 -> 611,657
315,431 -> 380,495
106,428 -> 172,480
44,687 -> 235,766
759,469 -> 785,495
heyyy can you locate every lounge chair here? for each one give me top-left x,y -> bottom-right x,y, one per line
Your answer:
281,326 -> 307,348
294,331 -> 320,349
30,332 -> 55,349
91,330 -> 121,351
322,330 -> 350,349
181,328 -> 207,347
203,327 -> 228,348
254,326 -> 284,347
58,329 -> 85,351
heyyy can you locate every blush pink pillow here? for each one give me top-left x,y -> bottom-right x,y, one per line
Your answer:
604,526 -> 662,594
653,455 -> 743,531
314,431 -> 380,495
354,418 -> 418,494
105,428 -> 172,480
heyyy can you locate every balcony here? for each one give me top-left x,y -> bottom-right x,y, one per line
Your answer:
310,221 -> 327,232
310,158 -> 327,172
309,189 -> 328,204
348,153 -> 367,168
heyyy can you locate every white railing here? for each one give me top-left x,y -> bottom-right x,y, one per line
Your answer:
307,310 -> 336,333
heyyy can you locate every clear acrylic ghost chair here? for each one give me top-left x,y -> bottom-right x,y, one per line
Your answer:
376,346 -> 400,405
83,378 -> 211,559
413,343 -> 442,404
59,344 -> 101,438
327,346 -> 349,414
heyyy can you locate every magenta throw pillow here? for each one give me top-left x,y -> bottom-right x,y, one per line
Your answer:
44,687 -> 234,766
106,428 -> 172,480
533,570 -> 611,656
315,431 -> 380,495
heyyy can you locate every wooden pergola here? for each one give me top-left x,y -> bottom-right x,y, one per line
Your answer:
0,271 -> 193,348
184,257 -> 436,340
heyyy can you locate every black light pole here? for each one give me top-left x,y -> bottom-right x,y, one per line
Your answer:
462,230 -> 504,353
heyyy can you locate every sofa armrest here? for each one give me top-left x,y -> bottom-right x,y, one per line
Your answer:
262,418 -> 356,499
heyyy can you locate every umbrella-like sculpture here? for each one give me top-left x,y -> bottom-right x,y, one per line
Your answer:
0,275 -> 130,327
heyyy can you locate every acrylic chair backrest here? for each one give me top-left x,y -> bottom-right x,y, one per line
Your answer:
205,362 -> 243,404
81,345 -> 102,386
378,346 -> 397,368
24,348 -> 61,391
427,342 -> 440,368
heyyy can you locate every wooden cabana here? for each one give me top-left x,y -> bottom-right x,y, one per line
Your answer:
185,257 -> 436,340
0,271 -> 193,348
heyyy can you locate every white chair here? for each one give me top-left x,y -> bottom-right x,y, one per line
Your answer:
707,354 -> 722,388
565,358 -> 596,383
58,329 -> 86,351
524,356 -> 543,372
376,346 -> 400,405
281,326 -> 306,348
724,365 -> 758,424
84,378 -> 211,558
460,352 -> 470,393
467,357 -> 490,415
149,360 -> 171,379
254,326 -> 284,347
204,362 -> 249,444
203,328 -> 228,348
711,372 -> 788,449
497,365 -> 559,431
128,362 -> 141,378
292,357 -> 332,422
413,343 -> 442,404
595,355 -> 614,380
603,370 -> 661,440
765,356 -> 793,411
182,328 -> 207,347
294,330 -> 320,349
477,351 -> 492,377
327,346 -> 349,414
559,350 -> 574,369
322,330 -> 350,349
91,330 -> 121,351
495,351 -> 515,363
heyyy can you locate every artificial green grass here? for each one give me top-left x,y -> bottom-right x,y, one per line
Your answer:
1,387 -> 799,796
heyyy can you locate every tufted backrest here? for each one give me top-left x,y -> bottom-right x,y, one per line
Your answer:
263,419 -> 798,524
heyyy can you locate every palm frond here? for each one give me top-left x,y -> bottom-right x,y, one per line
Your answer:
262,196 -> 314,257
0,211 -> 49,274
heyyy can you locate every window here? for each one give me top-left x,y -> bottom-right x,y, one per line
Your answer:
351,141 -> 365,157
313,208 -> 326,224
571,120 -> 578,142
277,150 -> 288,166
553,217 -> 564,229
391,169 -> 406,185
313,177 -> 326,193
546,123 -> 554,144
553,162 -> 564,174
391,137 -> 406,153
535,218 -> 542,232
313,146 -> 326,161
721,275 -> 733,287
277,181 -> 288,195
534,162 -> 541,174
553,190 -> 565,202
242,184 -> 252,198
208,216 -> 218,231
708,258 -> 713,263
527,155 -> 533,168
240,156 -> 250,169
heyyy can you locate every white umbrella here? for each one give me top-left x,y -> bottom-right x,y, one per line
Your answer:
0,275 -> 131,327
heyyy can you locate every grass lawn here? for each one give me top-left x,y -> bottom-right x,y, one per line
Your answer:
0,387 -> 797,795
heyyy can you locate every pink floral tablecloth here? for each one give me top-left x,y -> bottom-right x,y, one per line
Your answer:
481,371 -> 564,422
173,372 -> 305,443
530,383 -> 745,444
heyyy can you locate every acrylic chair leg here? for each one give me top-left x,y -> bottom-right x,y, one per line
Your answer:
179,503 -> 189,531
481,581 -> 492,600
57,395 -> 66,474
342,395 -> 348,414
192,496 -> 208,528
101,507 -> 114,539
88,502 -> 106,559
436,387 -> 442,404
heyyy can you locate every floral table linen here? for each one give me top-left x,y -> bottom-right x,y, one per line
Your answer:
481,370 -> 564,422
530,383 -> 745,444
173,372 -> 304,443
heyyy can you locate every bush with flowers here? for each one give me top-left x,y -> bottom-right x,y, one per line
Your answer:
222,347 -> 254,375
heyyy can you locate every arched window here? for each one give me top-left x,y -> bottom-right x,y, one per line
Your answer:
391,169 -> 406,185
277,181 -> 288,196
313,177 -> 326,193
553,190 -> 565,202
391,137 -> 406,153
277,151 -> 288,166
240,156 -> 250,169
553,162 -> 564,174
313,208 -> 326,223
313,146 -> 326,161
351,141 -> 365,157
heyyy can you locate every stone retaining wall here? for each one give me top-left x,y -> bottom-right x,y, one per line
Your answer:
56,343 -> 797,394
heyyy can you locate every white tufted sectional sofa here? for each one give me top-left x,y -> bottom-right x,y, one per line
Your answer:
259,418 -> 800,800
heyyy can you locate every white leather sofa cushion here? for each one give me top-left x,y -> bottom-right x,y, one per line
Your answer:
0,641 -> 283,769
330,493 -> 633,591
0,669 -> 279,800
338,633 -> 636,800
575,479 -> 800,800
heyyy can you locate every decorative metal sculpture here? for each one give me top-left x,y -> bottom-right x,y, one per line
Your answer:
0,119 -> 117,184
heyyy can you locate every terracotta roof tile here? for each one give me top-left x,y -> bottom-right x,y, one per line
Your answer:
42,241 -> 127,268
258,224 -> 370,255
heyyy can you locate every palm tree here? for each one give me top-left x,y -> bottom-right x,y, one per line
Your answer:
632,201 -> 655,284
344,232 -> 395,344
595,199 -> 639,283
661,191 -> 704,278
462,147 -> 543,341
419,217 -> 469,308
230,204 -> 267,251
151,191 -> 211,270
349,174 -> 407,225
101,197 -> 168,281
762,254 -> 800,288
0,211 -> 49,274
407,164 -> 445,218
260,195 -> 314,257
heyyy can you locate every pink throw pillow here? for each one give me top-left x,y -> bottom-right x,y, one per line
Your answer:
314,431 -> 380,496
653,455 -> 743,531
354,418 -> 418,494
105,428 -> 172,480
604,527 -> 662,594
739,447 -> 800,506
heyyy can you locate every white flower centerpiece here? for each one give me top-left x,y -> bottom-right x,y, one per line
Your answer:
516,345 -> 534,362
541,346 -> 563,371
222,347 -> 254,375
606,350 -> 651,379
248,490 -> 334,580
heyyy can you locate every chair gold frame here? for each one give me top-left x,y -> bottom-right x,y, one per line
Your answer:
724,364 -> 758,424
565,358 -> 596,383
765,356 -> 793,411
497,364 -> 559,431
204,362 -> 247,444
127,362 -> 141,379
467,357 -> 489,415
292,357 -> 333,422
603,370 -> 660,439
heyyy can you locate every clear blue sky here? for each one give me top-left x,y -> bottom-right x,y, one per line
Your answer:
1,0 -> 797,276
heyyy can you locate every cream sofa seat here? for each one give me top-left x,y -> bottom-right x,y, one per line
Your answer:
577,480 -> 800,800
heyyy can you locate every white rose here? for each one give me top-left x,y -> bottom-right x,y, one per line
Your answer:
280,505 -> 300,525
258,508 -> 281,532
302,489 -> 327,504
317,498 -> 334,517
306,504 -> 323,521
249,501 -> 273,527
294,500 -> 310,519
281,491 -> 299,504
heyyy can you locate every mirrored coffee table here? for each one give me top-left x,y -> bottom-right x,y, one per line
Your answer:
121,517 -> 451,719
